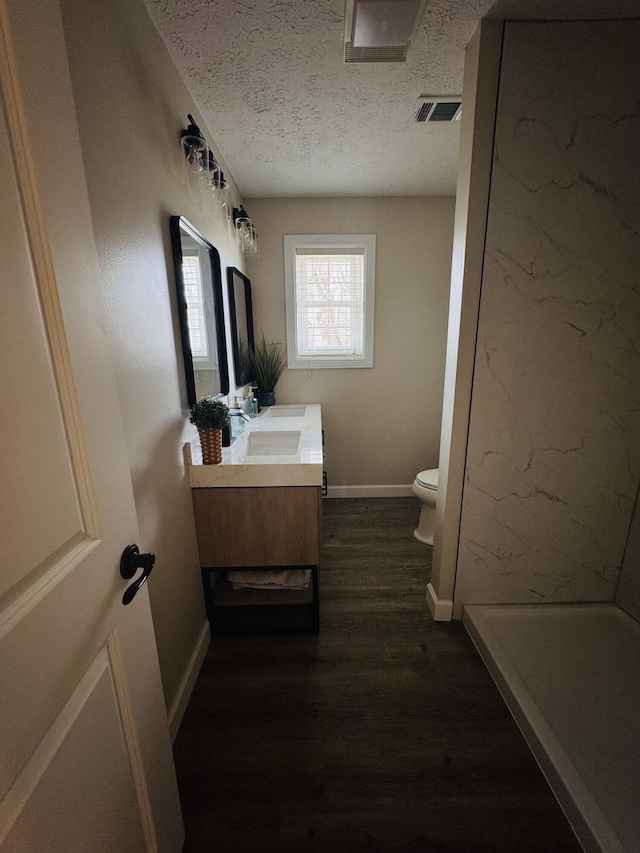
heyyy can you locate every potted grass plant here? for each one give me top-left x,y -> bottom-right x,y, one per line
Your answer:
249,333 -> 287,407
189,397 -> 230,464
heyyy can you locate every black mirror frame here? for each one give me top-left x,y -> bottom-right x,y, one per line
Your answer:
170,216 -> 229,404
226,266 -> 255,387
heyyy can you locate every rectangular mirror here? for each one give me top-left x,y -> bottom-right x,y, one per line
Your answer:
170,216 -> 229,404
227,267 -> 255,387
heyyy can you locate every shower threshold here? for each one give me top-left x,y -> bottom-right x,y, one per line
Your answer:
463,603 -> 640,853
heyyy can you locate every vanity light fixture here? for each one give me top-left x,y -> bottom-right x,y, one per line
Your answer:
180,114 -> 229,216
232,206 -> 260,257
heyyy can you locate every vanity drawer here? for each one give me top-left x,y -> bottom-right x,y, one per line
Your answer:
192,485 -> 322,568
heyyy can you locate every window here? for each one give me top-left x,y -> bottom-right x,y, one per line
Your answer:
182,245 -> 218,370
284,234 -> 375,369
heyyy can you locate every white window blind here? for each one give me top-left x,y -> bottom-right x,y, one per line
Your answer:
295,250 -> 365,359
182,253 -> 208,360
285,235 -> 375,369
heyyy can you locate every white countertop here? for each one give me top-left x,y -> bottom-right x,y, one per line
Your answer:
185,403 -> 323,488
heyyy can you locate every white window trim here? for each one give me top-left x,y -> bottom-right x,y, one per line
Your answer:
284,234 -> 375,369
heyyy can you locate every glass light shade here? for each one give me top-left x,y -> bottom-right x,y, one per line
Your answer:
248,228 -> 260,258
235,216 -> 250,251
212,176 -> 228,210
235,218 -> 259,256
181,135 -> 208,190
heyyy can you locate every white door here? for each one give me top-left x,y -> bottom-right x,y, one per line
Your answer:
0,0 -> 184,850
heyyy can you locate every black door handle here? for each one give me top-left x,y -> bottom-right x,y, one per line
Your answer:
120,544 -> 155,605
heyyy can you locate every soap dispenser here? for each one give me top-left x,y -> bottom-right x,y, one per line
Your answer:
244,388 -> 258,418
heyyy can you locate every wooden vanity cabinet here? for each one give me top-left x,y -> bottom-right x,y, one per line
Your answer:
192,486 -> 321,567
191,485 -> 322,635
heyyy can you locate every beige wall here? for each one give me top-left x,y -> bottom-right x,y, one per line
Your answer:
59,0 -> 246,714
245,197 -> 455,488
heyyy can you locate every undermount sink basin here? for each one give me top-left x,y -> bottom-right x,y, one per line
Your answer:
262,406 -> 307,418
244,430 -> 301,456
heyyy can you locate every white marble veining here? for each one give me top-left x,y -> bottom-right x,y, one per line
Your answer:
455,21 -> 640,610
186,404 -> 323,488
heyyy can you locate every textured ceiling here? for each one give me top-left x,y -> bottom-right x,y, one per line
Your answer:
143,0 -> 640,198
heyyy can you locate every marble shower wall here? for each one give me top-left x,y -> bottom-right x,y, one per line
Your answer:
454,20 -> 640,612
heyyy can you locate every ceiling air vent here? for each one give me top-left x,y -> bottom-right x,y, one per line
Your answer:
344,0 -> 427,63
345,44 -> 408,62
413,96 -> 462,123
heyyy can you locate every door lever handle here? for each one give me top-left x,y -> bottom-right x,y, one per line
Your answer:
120,544 -> 155,605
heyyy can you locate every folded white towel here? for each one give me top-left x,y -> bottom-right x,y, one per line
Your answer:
227,569 -> 311,591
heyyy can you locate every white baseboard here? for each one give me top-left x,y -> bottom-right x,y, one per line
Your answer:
426,582 -> 454,621
326,484 -> 413,498
168,620 -> 210,743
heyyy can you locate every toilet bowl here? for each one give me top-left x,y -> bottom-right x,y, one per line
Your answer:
412,468 -> 439,545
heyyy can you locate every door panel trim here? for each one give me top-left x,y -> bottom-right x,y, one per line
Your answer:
0,634 -> 158,851
0,646 -> 109,844
0,534 -> 97,642
0,0 -> 100,540
107,630 -> 158,853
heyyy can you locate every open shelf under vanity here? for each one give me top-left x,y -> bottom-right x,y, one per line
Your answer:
202,565 -> 320,636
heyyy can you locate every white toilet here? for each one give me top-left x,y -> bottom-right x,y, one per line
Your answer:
412,468 -> 439,544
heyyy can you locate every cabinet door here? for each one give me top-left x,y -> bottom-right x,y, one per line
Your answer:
192,487 -> 321,567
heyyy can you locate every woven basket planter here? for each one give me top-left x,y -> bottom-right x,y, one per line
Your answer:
198,427 -> 222,465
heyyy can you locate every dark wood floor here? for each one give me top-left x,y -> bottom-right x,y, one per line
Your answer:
174,498 -> 582,852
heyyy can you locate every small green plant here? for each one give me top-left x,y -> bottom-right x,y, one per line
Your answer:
249,333 -> 287,392
189,397 -> 230,430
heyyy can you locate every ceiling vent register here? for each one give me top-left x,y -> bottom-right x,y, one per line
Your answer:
344,0 -> 427,63
345,43 -> 408,62
413,96 -> 462,123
